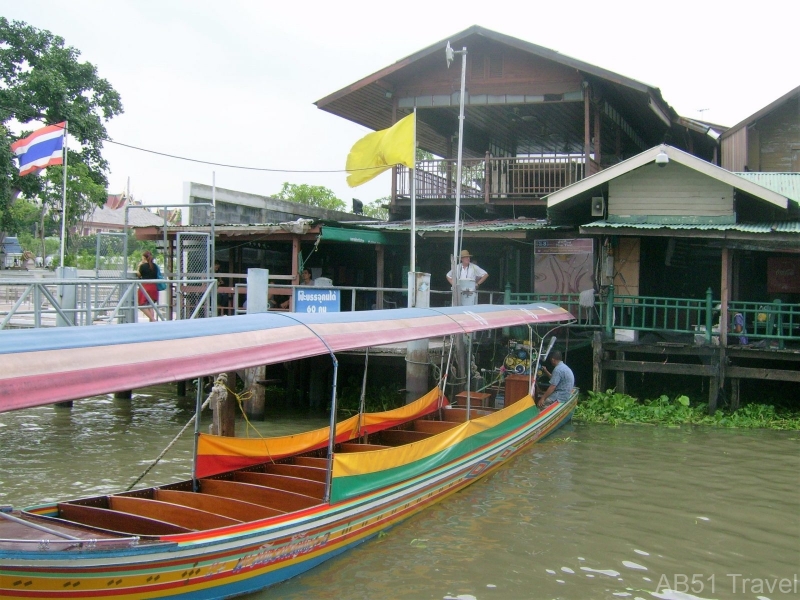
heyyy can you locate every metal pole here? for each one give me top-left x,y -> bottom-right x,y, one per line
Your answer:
191,377 -> 203,491
410,107 -> 417,292
211,172 -> 217,316
451,47 -> 467,308
59,121 -> 68,269
323,356 -> 339,503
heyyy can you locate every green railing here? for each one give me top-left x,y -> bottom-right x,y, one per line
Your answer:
508,284 -> 800,345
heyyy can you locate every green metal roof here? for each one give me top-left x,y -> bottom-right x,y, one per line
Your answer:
355,219 -> 552,233
734,172 -> 800,203
582,220 -> 800,233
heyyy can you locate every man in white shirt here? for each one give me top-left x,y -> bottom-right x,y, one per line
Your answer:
447,250 -> 488,306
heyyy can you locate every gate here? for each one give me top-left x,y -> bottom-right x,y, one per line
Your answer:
177,232 -> 213,319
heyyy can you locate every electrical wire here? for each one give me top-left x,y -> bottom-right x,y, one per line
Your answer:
3,108 -> 396,174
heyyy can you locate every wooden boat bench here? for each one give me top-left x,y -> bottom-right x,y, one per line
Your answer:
263,463 -> 328,482
378,429 -> 433,446
199,478 -> 321,513
154,489 -> 282,521
58,502 -> 192,536
234,472 -> 325,499
440,407 -> 493,422
413,420 -> 459,434
338,442 -> 391,452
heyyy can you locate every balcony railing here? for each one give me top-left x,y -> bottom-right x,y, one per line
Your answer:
508,286 -> 800,346
395,154 -> 586,202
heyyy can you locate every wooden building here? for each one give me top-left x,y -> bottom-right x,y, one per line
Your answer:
317,26 -> 718,221
721,85 -> 799,173
545,143 -> 800,409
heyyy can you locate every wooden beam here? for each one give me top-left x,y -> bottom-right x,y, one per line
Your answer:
584,84 -> 591,174
592,332 -> 605,392
376,244 -> 384,309
726,366 -> 800,382
720,247 -> 730,346
603,360 -> 715,376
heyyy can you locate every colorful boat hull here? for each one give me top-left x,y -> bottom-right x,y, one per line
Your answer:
1,394 -> 576,599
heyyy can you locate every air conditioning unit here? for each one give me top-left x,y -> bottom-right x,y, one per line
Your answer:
591,196 -> 605,217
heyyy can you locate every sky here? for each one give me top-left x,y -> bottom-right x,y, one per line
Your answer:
2,0 -> 797,211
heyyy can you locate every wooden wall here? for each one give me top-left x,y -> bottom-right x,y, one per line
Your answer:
614,238 -> 640,296
608,163 -> 734,219
757,96 -> 800,172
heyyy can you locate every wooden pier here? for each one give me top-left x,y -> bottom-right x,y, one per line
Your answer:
591,332 -> 800,412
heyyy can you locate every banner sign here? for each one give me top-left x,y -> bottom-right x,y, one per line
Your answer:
294,288 -> 341,313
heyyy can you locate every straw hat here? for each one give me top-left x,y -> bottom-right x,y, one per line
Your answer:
459,250 -> 472,258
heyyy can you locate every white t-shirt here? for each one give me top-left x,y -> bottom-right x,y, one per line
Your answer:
447,263 -> 487,282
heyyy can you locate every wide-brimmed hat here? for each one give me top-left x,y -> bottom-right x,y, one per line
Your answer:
459,250 -> 472,258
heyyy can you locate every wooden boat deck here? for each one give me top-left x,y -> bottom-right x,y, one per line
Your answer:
0,403 -> 518,547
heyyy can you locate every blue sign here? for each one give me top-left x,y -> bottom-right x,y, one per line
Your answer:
294,288 -> 340,313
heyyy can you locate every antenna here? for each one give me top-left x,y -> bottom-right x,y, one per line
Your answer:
697,108 -> 710,118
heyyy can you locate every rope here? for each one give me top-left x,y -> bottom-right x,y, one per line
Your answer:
125,374 -> 228,491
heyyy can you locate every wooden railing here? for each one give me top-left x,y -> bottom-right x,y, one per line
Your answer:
395,154 -> 586,202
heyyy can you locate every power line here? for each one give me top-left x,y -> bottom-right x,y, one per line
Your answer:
2,107 -> 392,174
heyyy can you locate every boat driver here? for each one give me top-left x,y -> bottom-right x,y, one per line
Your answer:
537,351 -> 574,409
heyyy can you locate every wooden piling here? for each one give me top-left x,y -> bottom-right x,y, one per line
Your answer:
211,372 -> 237,436
592,332 -> 605,392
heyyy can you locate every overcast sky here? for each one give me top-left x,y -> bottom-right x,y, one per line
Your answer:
2,0 -> 797,211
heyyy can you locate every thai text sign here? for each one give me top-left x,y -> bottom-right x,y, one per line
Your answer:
294,288 -> 340,313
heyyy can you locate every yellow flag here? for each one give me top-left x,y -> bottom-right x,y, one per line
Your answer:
346,113 -> 415,187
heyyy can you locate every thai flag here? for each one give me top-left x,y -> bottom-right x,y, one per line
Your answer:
10,122 -> 66,177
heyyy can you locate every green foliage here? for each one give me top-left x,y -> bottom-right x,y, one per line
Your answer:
362,197 -> 389,220
274,182 -> 345,212
574,389 -> 800,430
0,17 -> 123,237
336,376 -> 404,416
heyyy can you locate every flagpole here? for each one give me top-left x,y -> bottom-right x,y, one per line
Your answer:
59,121 -> 68,269
450,45 -> 467,307
409,107 -> 417,307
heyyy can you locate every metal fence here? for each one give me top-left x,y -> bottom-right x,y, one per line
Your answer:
0,276 -> 215,330
508,285 -> 800,346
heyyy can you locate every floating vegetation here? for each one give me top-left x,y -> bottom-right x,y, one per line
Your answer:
574,390 -> 800,430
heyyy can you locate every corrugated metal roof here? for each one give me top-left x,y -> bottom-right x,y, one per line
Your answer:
582,220 -> 800,233
356,219 -> 552,233
734,172 -> 800,203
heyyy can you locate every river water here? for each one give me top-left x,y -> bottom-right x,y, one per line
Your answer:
1,387 -> 798,600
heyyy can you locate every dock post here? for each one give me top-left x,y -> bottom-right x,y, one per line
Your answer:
730,378 -> 741,411
176,380 -> 187,396
615,350 -> 626,395
592,332 -> 605,392
211,371 -> 237,436
405,272 -> 430,404
708,350 -> 720,414
114,390 -> 132,400
243,365 -> 266,420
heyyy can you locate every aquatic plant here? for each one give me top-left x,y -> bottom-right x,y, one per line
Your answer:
574,389 -> 800,430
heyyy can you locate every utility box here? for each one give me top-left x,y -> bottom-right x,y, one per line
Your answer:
614,328 -> 639,342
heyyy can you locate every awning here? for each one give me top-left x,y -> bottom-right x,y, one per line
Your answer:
321,226 -> 405,245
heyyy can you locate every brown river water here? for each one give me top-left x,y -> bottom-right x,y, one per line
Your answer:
1,385 -> 798,600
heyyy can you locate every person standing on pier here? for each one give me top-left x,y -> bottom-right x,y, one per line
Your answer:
446,250 -> 488,306
537,351 -> 574,409
137,251 -> 158,322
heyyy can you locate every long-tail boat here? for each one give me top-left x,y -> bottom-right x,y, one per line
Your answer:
0,304 -> 576,599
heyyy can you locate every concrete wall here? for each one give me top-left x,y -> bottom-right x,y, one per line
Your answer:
183,183 -> 372,226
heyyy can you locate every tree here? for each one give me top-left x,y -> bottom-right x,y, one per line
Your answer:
362,197 -> 389,220
274,182 -> 346,212
0,17 -> 123,244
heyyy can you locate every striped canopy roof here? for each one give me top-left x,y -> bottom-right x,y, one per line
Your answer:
0,304 -> 572,413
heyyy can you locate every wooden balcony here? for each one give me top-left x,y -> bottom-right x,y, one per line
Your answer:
393,154 -> 587,208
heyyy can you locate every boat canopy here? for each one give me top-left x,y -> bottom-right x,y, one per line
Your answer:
0,304 -> 572,412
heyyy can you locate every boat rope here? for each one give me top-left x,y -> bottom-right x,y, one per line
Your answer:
125,374 -> 229,492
